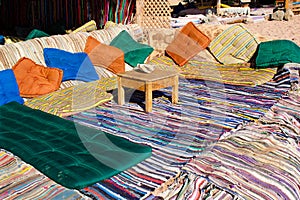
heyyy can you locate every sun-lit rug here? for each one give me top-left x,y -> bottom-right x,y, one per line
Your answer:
0,150 -> 89,200
147,86 -> 300,200
68,69 -> 291,199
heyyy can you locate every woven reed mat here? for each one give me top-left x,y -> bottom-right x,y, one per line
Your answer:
149,56 -> 277,87
25,77 -> 117,117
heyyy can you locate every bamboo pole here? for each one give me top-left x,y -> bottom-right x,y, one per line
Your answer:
216,0 -> 221,15
285,0 -> 290,9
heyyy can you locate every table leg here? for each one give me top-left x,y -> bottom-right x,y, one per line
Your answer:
172,75 -> 179,104
118,77 -> 125,105
145,82 -> 152,112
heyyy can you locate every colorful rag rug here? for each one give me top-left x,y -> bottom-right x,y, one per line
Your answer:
283,63 -> 300,92
148,56 -> 277,87
25,78 -> 116,117
0,102 -> 152,189
258,92 -> 300,143
181,131 -> 300,200
68,69 -> 291,199
145,173 -> 240,199
0,150 -> 89,200
157,91 -> 300,200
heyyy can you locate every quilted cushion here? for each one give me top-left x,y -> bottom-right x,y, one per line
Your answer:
255,40 -> 300,68
84,36 -> 125,74
166,22 -> 211,66
0,101 -> 152,189
0,69 -> 24,105
209,24 -> 259,64
43,48 -> 99,82
12,57 -> 63,98
110,30 -> 154,67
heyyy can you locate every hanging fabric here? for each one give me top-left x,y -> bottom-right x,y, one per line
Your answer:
1,0 -> 137,35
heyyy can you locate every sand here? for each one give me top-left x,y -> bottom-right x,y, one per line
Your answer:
242,15 -> 300,46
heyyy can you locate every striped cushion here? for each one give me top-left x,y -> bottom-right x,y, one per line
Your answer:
209,25 -> 259,64
25,78 -> 114,117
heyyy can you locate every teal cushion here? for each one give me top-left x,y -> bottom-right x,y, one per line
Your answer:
26,29 -> 49,40
44,48 -> 99,82
0,102 -> 152,189
255,40 -> 300,68
110,30 -> 153,67
0,69 -> 24,106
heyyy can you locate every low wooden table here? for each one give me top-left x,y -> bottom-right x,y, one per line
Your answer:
117,69 -> 179,112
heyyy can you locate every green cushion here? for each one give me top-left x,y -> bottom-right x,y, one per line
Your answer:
25,29 -> 49,40
110,30 -> 154,67
0,102 -> 152,189
255,40 -> 300,68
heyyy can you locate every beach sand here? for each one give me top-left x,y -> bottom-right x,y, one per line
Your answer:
242,15 -> 300,46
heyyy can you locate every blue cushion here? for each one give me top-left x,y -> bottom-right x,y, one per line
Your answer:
0,69 -> 24,106
43,48 -> 99,82
0,35 -> 4,45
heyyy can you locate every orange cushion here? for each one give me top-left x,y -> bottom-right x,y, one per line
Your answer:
166,22 -> 211,66
84,36 -> 125,74
12,57 -> 63,98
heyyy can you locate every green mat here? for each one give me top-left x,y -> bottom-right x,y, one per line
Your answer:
0,102 -> 152,189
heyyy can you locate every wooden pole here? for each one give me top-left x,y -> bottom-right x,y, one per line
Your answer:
284,0 -> 290,10
136,0 -> 142,26
216,0 -> 221,15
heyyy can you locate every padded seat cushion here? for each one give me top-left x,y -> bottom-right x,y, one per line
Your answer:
209,25 -> 259,64
25,29 -> 49,40
44,48 -> 99,82
0,69 -> 24,105
0,101 -> 152,189
84,36 -> 125,74
12,57 -> 63,98
255,40 -> 300,68
110,30 -> 154,67
166,22 -> 211,66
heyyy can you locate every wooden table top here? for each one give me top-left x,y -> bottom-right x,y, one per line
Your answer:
117,69 -> 178,82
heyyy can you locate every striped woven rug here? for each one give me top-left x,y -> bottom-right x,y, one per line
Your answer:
0,150 -> 89,200
175,92 -> 300,200
67,69 -> 291,199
